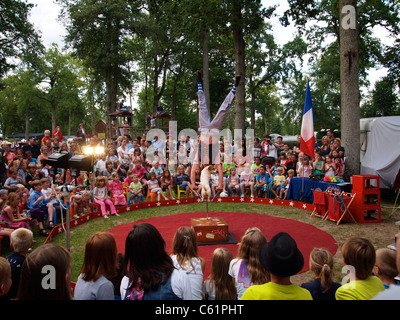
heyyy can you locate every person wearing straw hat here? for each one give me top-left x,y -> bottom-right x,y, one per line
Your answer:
241,232 -> 312,300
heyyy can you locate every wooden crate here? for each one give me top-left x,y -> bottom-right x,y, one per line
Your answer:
191,217 -> 229,242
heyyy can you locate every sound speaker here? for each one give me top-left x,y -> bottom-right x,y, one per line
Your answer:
69,154 -> 93,172
43,152 -> 69,169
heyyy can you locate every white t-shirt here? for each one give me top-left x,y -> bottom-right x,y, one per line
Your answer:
120,269 -> 192,300
229,258 -> 253,299
171,255 -> 204,300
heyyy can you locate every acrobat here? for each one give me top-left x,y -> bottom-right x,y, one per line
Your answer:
191,71 -> 241,191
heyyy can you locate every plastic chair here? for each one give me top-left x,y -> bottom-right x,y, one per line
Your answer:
177,183 -> 193,199
127,190 -> 145,205
146,190 -> 157,202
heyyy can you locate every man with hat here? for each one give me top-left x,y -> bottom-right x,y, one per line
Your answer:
22,137 -> 41,160
241,232 -> 312,300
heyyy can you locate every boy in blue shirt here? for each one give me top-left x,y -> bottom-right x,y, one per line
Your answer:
29,179 -> 56,228
256,165 -> 270,198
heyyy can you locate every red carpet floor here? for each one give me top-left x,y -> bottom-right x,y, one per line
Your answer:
107,211 -> 337,279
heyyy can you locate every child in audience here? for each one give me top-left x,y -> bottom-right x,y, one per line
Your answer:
312,151 -> 325,175
1,192 -> 31,230
160,169 -> 174,200
202,247 -> 237,300
3,167 -> 25,190
74,232 -> 118,300
132,159 -> 147,187
334,156 -> 344,178
129,174 -> 144,203
229,227 -> 270,299
324,155 -> 335,177
171,226 -> 205,300
0,257 -> 12,299
251,156 -> 263,178
93,176 -> 119,219
335,237 -> 385,300
147,172 -> 168,201
3,228 -> 33,300
301,247 -> 341,300
256,166 -> 269,197
0,189 -> 8,211
268,159 -> 281,178
174,164 -> 197,198
374,248 -> 400,289
240,163 -> 254,197
112,159 -> 126,182
29,179 -> 56,228
241,232 -> 312,300
150,160 -> 164,180
280,169 -> 294,200
270,167 -> 286,199
297,156 -> 312,177
17,243 -> 72,300
227,166 -> 240,196
108,172 -> 127,206
120,223 -> 192,300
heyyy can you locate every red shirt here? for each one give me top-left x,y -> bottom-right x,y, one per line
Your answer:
52,129 -> 63,142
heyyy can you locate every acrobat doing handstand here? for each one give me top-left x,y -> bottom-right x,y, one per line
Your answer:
191,71 -> 241,192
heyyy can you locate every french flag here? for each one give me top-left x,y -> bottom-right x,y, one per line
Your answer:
300,80 -> 315,159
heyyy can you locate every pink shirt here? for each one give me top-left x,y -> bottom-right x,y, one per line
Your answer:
132,165 -> 146,179
229,174 -> 240,185
240,171 -> 254,183
109,181 -> 123,194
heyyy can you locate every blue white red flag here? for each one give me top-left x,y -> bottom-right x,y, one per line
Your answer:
300,80 -> 315,159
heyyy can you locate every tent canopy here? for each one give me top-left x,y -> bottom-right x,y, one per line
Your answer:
361,116 -> 400,189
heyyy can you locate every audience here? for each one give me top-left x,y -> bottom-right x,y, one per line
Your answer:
241,232 -> 312,300
335,237 -> 385,300
74,232 -> 118,300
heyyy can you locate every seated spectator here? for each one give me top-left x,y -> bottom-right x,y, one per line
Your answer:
373,248 -> 400,289
160,169 -> 175,200
129,174 -> 144,203
3,228 -> 33,300
171,226 -> 205,300
240,163 -> 254,197
297,156 -> 312,178
229,227 -> 270,299
335,237 -> 385,300
4,168 -> 25,190
150,160 -> 164,180
270,167 -> 286,199
132,159 -> 147,187
101,161 -> 114,181
108,172 -> 127,206
25,163 -> 44,189
0,257 -> 12,299
255,166 -> 269,198
120,223 -> 192,300
174,164 -> 197,198
227,167 -> 240,197
29,179 -> 56,229
147,172 -> 167,201
96,154 -> 107,177
113,159 -> 126,182
301,247 -> 341,300
330,137 -> 345,159
17,243 -> 72,300
312,151 -> 325,175
241,232 -> 312,300
1,192 -> 31,230
202,247 -> 237,300
74,232 -> 118,300
251,156 -> 262,178
280,169 -> 294,200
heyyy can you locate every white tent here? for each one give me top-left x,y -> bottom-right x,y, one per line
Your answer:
360,116 -> 400,189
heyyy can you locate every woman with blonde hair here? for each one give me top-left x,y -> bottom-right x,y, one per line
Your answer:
301,247 -> 341,300
228,227 -> 270,299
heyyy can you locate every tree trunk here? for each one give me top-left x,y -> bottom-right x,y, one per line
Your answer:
232,0 -> 246,132
202,27 -> 211,115
339,0 -> 360,176
25,114 -> 29,140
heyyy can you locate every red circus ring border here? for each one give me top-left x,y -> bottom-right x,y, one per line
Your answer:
43,197 -> 316,245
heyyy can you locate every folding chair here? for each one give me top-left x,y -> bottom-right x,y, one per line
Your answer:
311,189 -> 329,220
332,191 -> 357,225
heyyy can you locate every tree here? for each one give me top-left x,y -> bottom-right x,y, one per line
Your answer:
0,0 -> 43,77
339,0 -> 360,176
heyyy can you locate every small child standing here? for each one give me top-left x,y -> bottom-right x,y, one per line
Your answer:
108,172 -> 127,206
301,247 -> 341,300
171,226 -> 205,300
227,167 -> 240,197
280,169 -> 295,200
202,247 -> 237,300
93,176 -> 119,219
297,156 -> 312,178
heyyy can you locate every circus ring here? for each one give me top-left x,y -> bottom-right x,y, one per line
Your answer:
44,196 -> 338,281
